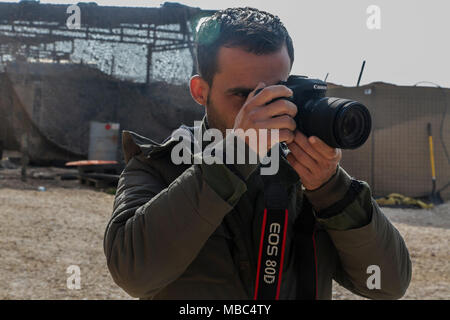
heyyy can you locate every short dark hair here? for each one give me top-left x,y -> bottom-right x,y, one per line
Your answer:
195,7 -> 294,86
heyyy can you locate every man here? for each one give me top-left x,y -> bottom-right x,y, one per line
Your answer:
104,7 -> 411,300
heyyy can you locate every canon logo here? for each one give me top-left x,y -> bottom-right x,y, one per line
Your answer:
313,84 -> 327,90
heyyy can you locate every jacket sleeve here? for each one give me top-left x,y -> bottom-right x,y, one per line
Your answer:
103,136 -> 258,298
304,166 -> 412,299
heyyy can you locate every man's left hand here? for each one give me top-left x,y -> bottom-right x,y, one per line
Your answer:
286,131 -> 342,190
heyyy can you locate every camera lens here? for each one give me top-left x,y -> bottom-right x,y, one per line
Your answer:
297,97 -> 371,149
334,101 -> 371,149
343,112 -> 357,136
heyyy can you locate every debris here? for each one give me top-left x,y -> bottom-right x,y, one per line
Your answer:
58,173 -> 78,180
0,159 -> 18,169
376,193 -> 434,209
31,172 -> 56,180
66,160 -> 121,189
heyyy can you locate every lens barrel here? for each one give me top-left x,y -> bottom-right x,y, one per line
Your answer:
298,97 -> 371,149
333,100 -> 372,149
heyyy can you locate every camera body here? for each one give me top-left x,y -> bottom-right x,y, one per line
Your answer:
258,75 -> 372,149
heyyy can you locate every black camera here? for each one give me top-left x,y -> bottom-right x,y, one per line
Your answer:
257,75 -> 372,149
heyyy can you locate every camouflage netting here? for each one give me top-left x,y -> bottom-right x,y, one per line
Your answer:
0,2 -> 213,164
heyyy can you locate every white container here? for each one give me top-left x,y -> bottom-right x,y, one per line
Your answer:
88,121 -> 120,161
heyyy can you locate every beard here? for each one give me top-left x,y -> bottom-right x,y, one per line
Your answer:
205,92 -> 229,137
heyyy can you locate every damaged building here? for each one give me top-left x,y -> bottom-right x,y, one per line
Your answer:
0,1 -> 449,200
0,1 -> 212,163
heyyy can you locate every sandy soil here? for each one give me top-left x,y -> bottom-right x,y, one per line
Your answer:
333,204 -> 450,300
0,166 -> 449,300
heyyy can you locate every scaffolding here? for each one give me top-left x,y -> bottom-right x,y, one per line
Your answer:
0,1 -> 214,84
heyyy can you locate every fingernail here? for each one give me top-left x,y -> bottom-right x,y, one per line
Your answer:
309,137 -> 316,143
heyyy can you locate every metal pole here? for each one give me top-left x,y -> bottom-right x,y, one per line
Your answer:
357,60 -> 366,87
146,44 -> 152,85
21,133 -> 29,182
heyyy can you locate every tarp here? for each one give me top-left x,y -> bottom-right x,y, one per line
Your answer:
0,62 -> 204,165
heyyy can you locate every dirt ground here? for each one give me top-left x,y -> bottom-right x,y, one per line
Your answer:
0,165 -> 449,300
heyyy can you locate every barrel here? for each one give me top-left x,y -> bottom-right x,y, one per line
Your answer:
88,121 -> 120,161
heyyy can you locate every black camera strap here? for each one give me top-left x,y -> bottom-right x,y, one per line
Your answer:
254,181 -> 289,300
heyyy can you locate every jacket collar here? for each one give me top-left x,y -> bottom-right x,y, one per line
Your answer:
121,121 -> 199,164
121,115 -> 300,188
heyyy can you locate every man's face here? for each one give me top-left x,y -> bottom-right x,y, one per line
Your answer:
205,45 -> 292,134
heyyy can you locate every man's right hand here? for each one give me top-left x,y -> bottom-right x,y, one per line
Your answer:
232,82 -> 298,157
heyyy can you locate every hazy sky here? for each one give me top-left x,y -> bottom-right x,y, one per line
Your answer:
1,0 -> 449,88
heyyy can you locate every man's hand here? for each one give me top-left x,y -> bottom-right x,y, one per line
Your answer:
287,131 -> 342,190
233,82 -> 297,156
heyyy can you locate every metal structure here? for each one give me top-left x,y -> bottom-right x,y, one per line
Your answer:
0,1 -> 212,165
0,1 -> 214,83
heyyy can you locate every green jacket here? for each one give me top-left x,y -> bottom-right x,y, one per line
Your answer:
103,119 -> 411,300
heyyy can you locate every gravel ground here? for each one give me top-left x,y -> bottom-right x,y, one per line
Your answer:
333,204 -> 450,300
0,166 -> 449,300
